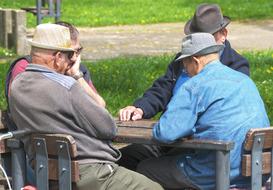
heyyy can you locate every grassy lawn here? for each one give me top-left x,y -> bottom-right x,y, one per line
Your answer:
1,50 -> 272,123
0,0 -> 273,27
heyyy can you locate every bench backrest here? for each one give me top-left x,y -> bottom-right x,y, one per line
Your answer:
0,111 -> 10,153
242,127 -> 273,189
0,110 -> 80,190
31,133 -> 80,181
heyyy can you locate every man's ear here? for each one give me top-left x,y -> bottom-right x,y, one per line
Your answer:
222,28 -> 228,37
192,56 -> 200,65
192,56 -> 204,74
220,28 -> 228,43
53,52 -> 62,70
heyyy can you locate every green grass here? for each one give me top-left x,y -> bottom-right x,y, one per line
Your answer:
0,0 -> 273,27
0,47 -> 15,58
0,50 -> 273,123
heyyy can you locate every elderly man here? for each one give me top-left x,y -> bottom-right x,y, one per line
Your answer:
137,33 -> 269,189
9,23 -> 163,190
118,2 -> 251,173
6,21 -> 105,108
119,3 -> 249,122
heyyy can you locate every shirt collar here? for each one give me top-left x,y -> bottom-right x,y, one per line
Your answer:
201,60 -> 221,73
25,64 -> 55,73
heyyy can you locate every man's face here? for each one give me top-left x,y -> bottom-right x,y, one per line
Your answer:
55,51 -> 75,74
182,57 -> 198,77
213,28 -> 227,45
71,37 -> 83,61
59,37 -> 83,74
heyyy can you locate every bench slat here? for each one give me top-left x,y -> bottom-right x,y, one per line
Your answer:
0,110 -> 8,130
244,128 -> 273,151
32,134 -> 78,158
115,124 -> 234,151
48,159 -> 80,182
115,119 -> 157,128
0,111 -> 10,153
242,152 -> 271,176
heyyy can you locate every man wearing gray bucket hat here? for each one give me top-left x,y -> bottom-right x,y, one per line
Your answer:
9,23 -> 163,190
135,33 -> 269,189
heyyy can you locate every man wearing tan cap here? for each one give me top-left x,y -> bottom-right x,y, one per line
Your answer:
8,23 -> 163,190
137,33 -> 269,189
6,21 -> 105,109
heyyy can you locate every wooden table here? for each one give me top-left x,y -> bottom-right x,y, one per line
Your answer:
115,119 -> 234,190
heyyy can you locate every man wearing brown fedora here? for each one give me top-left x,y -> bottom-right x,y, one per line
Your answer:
8,23 -> 163,190
117,3 -> 250,169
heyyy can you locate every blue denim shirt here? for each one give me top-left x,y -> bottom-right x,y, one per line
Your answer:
153,60 -> 270,189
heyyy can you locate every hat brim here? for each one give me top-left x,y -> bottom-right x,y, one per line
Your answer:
28,39 -> 75,52
184,16 -> 230,35
176,44 -> 224,61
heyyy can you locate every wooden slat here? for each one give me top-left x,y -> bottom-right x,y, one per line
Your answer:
48,159 -> 80,182
0,110 -> 10,153
244,127 -> 273,151
242,152 -> 271,176
0,140 -> 9,153
0,110 -> 8,130
31,134 -> 78,158
115,119 -> 157,128
115,121 -> 234,151
21,7 -> 50,15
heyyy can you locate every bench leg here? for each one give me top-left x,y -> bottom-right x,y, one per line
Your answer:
57,141 -> 72,190
36,0 -> 42,25
55,0 -> 61,22
216,150 -> 230,190
7,139 -> 26,190
251,134 -> 264,190
34,138 -> 49,190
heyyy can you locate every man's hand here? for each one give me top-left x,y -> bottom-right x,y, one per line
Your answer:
66,54 -> 81,76
119,106 -> 144,121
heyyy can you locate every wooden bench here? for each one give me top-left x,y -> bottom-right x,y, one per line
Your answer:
242,128 -> 273,189
31,133 -> 80,190
1,109 -> 272,190
115,120 -> 273,190
21,0 -> 61,25
0,110 -> 80,190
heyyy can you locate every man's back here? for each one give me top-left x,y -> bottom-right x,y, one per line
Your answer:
157,61 -> 269,188
9,64 -> 120,164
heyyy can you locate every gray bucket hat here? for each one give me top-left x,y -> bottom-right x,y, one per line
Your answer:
184,3 -> 230,35
176,33 -> 224,61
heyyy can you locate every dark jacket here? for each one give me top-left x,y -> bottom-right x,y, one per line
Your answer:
134,40 -> 250,118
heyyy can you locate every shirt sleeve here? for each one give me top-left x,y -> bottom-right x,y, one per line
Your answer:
8,59 -> 28,96
153,85 -> 198,143
70,83 -> 116,140
10,59 -> 28,83
221,40 -> 250,76
133,53 -> 183,118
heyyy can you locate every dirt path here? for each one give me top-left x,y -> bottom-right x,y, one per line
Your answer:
77,20 -> 273,61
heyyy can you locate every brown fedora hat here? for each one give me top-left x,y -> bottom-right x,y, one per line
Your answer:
184,4 -> 230,35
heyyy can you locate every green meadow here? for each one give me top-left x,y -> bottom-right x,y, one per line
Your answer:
0,0 -> 273,27
1,51 -> 273,123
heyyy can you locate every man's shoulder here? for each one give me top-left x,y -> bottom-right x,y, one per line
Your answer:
42,72 -> 76,90
24,64 -> 77,90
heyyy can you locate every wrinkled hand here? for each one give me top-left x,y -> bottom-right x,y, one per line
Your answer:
66,54 -> 81,76
119,106 -> 144,121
